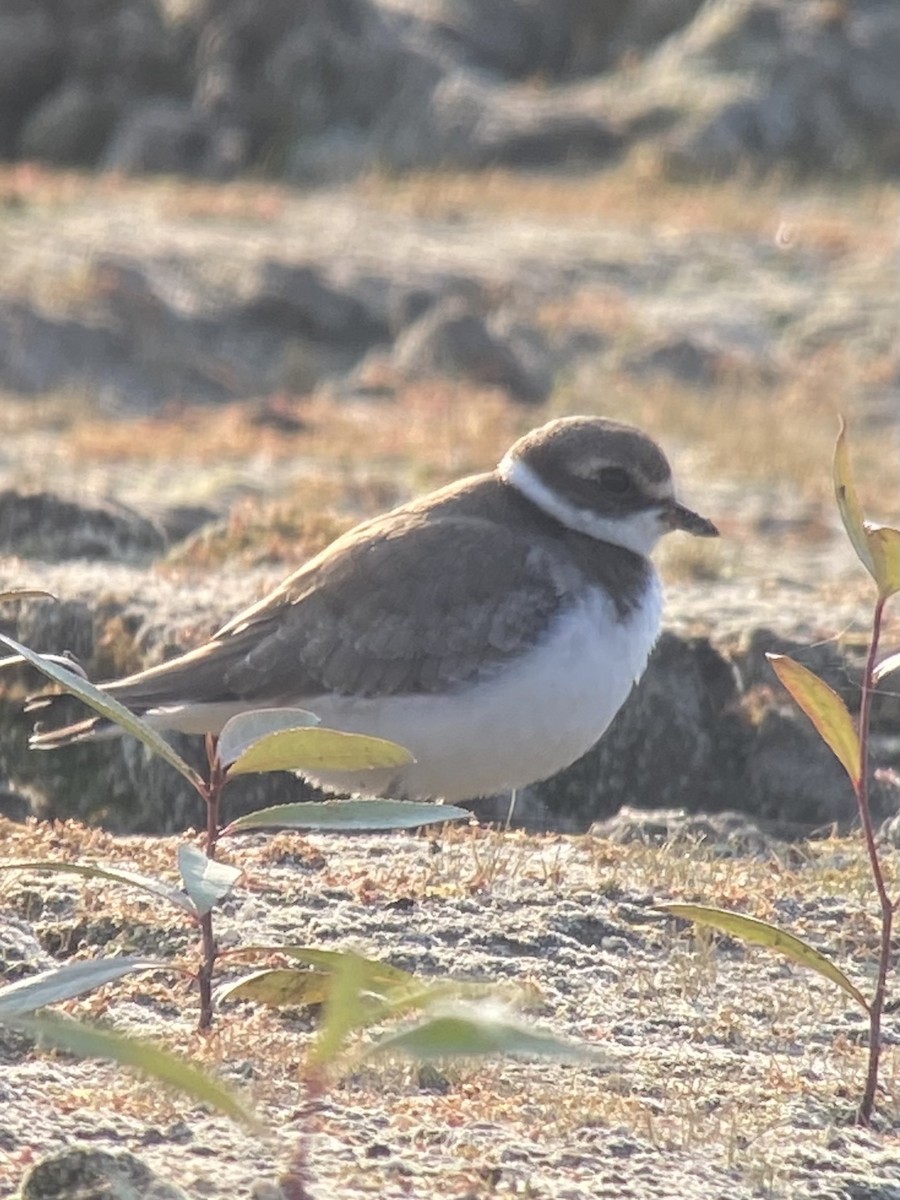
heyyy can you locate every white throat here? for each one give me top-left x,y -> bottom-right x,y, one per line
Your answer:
499,453 -> 666,558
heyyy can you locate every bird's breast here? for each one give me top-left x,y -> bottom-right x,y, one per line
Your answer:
300,573 -> 663,801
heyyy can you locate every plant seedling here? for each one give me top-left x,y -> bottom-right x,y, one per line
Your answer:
659,419 -> 899,1124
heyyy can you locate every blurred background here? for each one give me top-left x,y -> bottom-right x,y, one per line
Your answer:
0,0 -> 897,832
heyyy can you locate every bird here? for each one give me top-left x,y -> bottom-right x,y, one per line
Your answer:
29,415 -> 718,802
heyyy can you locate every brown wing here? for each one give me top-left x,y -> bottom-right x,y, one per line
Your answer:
225,511 -> 569,698
101,510 -> 571,710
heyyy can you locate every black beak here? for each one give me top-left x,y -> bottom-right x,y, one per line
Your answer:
666,502 -> 719,538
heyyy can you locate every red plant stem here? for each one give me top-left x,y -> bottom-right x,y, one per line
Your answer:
279,1069 -> 327,1200
856,593 -> 889,1124
197,734 -> 223,1030
197,909 -> 216,1031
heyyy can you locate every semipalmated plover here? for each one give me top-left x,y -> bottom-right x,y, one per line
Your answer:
30,416 -> 718,800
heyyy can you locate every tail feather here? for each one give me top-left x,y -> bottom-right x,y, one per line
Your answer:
30,714 -> 108,750
24,632 -> 249,749
24,607 -> 290,749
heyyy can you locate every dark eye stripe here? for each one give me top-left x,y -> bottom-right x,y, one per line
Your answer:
599,467 -> 633,495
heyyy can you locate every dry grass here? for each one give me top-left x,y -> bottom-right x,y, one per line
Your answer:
359,162 -> 897,248
2,157 -> 895,249
60,384 -> 522,478
0,163 -> 289,225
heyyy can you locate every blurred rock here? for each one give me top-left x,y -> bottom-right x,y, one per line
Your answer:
0,785 -> 33,823
624,334 -> 725,388
20,1148 -> 187,1200
745,707 -> 859,831
387,0 -> 703,80
0,4 -> 63,157
5,597 -> 95,665
155,504 -> 220,547
9,0 -> 192,168
244,262 -> 388,346
18,82 -> 118,166
2,0 -> 890,181
0,253 -> 397,410
622,329 -> 779,389
391,68 -> 621,172
0,492 -> 165,563
392,297 -> 551,403
589,806 -> 777,857
660,0 -> 900,179
102,99 -> 211,175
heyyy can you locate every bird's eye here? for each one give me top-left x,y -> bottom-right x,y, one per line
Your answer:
599,467 -> 632,495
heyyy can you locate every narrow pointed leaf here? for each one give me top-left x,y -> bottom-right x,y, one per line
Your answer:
767,653 -> 861,785
0,859 -> 197,916
217,708 -> 320,769
225,948 -> 513,1026
14,1012 -> 262,1133
177,845 -> 241,916
0,957 -> 166,1019
223,799 -> 469,834
661,903 -> 869,1011
217,968 -> 332,1008
0,632 -> 204,790
273,948 -> 417,990
259,948 -> 497,1012
874,651 -> 900,686
369,1006 -> 603,1064
834,419 -> 876,579
227,947 -> 425,1001
225,726 -> 413,778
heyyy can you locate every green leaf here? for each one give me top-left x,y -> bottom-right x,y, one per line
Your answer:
834,418 -> 875,577
225,950 -> 422,1008
834,420 -> 900,599
227,948 -> 496,1023
309,951 -> 370,1067
14,1012 -> 262,1133
874,651 -> 900,686
661,903 -> 869,1012
0,859 -> 198,916
0,632 -> 204,791
176,845 -> 241,916
368,1004 -> 604,1064
767,653 -> 861,785
216,708 -> 320,769
235,945 -> 416,983
225,726 -> 413,778
864,523 -> 900,600
272,948 -> 417,990
0,957 -> 167,1019
307,951 -> 464,1066
216,968 -> 332,1008
223,799 -> 469,834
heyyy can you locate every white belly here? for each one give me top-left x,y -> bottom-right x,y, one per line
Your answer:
299,577 -> 663,801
